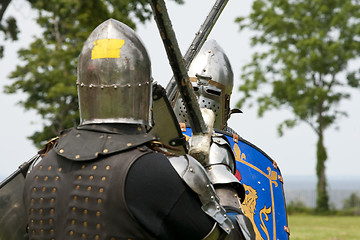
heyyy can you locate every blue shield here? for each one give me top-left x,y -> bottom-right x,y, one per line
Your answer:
183,127 -> 290,240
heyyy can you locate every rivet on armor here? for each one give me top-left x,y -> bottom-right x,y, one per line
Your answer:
39,220 -> 43,225
78,175 -> 82,180
50,209 -> 54,214
76,185 -> 80,190
39,198 -> 44,203
106,166 -> 111,170
82,165 -> 85,169
206,184 -> 209,188
96,224 -> 101,229
31,230 -> 35,235
95,235 -> 100,240
127,84 -> 131,88
262,188 -> 265,191
59,149 -> 64,154
101,176 -> 106,181
83,222 -> 88,227
95,152 -> 99,157
226,228 -> 229,231
189,168 -> 193,172
72,207 -> 76,212
31,198 -> 35,204
71,219 -> 76,225
82,233 -> 86,239
55,176 -> 59,181
85,197 -> 89,202
50,229 -> 54,235
224,214 -> 227,218
101,85 -> 104,89
48,166 -> 52,170
87,186 -> 92,191
75,155 -> 80,159
33,187 -> 37,192
211,196 -> 214,200
103,148 -> 109,153
84,209 -> 88,214
50,198 -> 55,203
99,188 -> 104,193
89,175 -> 94,180
138,83 -> 142,87
35,176 -> 39,181
40,229 -> 44,235
44,176 -> 48,181
93,165 -> 97,170
39,209 -> 43,214
42,187 -> 46,192
73,196 -> 78,200
111,237 -> 116,240
89,84 -> 93,88
30,209 -> 34,214
137,127 -> 142,132
97,198 -> 102,204
127,143 -> 132,147
216,206 -> 220,210
99,135 -> 104,139
52,188 -> 56,192
58,168 -> 62,172
49,219 -> 53,224
108,136 -> 112,139
69,230 -> 74,236
258,181 -> 261,185
114,85 -> 117,89
96,211 -> 101,217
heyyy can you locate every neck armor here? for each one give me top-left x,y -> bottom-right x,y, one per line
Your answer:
77,19 -> 152,127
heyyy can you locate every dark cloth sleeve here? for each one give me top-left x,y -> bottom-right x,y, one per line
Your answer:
125,152 -> 215,240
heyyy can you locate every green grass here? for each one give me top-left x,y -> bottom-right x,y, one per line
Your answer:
288,215 -> 360,240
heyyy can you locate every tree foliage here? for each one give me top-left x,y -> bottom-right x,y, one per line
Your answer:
236,0 -> 360,212
0,0 -> 19,58
3,0 -> 183,148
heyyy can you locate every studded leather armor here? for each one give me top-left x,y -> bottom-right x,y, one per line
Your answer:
23,125 -> 160,240
24,146 -> 158,240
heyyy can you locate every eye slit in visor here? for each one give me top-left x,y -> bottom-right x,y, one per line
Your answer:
206,88 -> 221,96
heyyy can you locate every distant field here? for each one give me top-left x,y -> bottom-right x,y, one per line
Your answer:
288,215 -> 360,240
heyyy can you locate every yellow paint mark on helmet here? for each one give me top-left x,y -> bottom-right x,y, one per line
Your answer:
91,39 -> 125,59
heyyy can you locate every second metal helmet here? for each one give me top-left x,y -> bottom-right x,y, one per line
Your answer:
77,19 -> 152,126
174,40 -> 233,130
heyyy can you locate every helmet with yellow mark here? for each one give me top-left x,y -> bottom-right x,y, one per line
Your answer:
77,19 -> 152,126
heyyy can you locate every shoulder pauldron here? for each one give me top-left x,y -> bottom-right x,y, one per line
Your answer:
54,127 -> 156,161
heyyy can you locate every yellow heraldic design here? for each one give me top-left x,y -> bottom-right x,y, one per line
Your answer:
91,39 -> 125,59
242,184 -> 266,240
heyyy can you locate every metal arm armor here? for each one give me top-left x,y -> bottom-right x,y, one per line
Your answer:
168,154 -> 234,234
207,133 -> 245,201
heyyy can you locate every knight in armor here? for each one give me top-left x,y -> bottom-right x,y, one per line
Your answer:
173,40 -> 255,239
23,19 -> 246,240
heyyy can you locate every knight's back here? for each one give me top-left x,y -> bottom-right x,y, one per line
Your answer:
23,132 -> 156,240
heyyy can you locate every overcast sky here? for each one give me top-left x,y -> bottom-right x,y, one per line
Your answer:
1,0 -> 360,181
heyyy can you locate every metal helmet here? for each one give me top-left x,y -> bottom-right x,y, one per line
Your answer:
173,40 -> 233,130
77,19 -> 152,126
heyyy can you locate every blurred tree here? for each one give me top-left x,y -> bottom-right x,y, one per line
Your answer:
343,193 -> 360,212
236,0 -> 360,212
0,0 -> 19,58
3,0 -> 183,148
